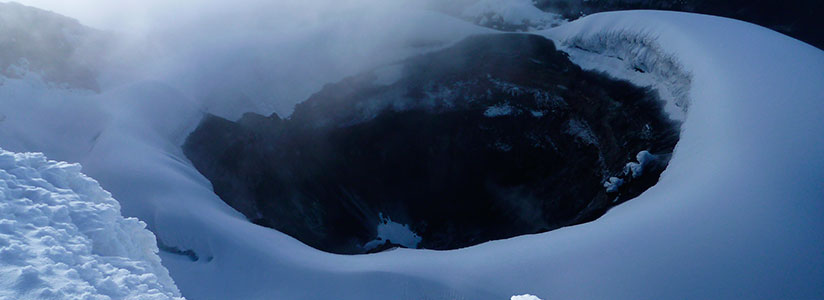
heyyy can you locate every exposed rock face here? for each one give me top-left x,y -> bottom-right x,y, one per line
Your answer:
184,34 -> 680,254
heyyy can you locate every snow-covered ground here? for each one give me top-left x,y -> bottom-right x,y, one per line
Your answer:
0,148 -> 182,299
1,1 -> 823,299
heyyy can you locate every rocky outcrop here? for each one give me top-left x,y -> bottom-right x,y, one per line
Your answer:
184,33 -> 680,254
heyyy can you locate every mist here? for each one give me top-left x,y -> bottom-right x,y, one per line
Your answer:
10,0 -> 486,119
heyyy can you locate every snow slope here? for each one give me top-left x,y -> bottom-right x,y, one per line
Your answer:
0,148 -> 183,299
1,2 -> 822,299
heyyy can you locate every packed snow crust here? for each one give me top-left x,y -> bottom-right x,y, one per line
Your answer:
2,1 -> 823,299
0,148 -> 182,299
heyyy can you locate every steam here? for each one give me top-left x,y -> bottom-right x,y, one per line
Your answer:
9,0 -> 489,119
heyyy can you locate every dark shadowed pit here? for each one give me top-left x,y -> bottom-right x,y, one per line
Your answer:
183,33 -> 681,254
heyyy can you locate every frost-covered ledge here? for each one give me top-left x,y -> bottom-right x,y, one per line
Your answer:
0,148 -> 183,299
542,21 -> 693,122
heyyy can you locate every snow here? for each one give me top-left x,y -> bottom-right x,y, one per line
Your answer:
547,27 -> 693,122
1,2 -> 823,300
0,148 -> 182,299
623,150 -> 655,178
363,213 -> 422,251
603,177 -> 624,193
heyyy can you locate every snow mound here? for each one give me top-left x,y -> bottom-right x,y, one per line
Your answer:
0,148 -> 183,300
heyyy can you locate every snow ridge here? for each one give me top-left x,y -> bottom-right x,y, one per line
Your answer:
0,148 -> 183,300
550,29 -> 692,121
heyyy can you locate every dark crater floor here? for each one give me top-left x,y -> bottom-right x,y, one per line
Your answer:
183,33 -> 681,254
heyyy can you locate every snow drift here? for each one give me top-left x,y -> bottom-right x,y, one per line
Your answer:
0,148 -> 183,299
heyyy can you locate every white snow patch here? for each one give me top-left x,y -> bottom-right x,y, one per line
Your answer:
603,176 -> 624,193
363,213 -> 422,251
0,148 -> 183,299
623,150 -> 656,178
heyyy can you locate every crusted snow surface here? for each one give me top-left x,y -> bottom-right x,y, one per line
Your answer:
0,148 -> 183,299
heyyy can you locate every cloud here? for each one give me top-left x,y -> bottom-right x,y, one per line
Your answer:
7,0 -> 488,120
